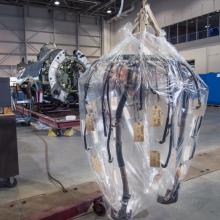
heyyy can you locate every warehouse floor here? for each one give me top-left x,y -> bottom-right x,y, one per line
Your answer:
0,107 -> 219,220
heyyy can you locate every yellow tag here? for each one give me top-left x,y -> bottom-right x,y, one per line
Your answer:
91,156 -> 102,173
86,114 -> 95,132
150,105 -> 162,127
4,107 -> 13,115
150,150 -> 161,167
133,122 -> 144,142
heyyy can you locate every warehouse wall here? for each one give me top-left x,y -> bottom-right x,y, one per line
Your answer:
179,40 -> 220,73
148,0 -> 220,27
0,4 -> 102,77
107,0 -> 220,74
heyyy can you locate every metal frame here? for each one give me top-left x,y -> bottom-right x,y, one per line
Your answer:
16,104 -> 80,129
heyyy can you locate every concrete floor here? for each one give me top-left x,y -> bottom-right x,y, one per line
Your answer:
0,107 -> 219,219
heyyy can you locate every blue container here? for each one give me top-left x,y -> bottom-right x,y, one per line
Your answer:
199,72 -> 220,105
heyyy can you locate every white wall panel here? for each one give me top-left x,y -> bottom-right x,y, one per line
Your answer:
79,36 -> 100,47
0,30 -> 24,42
54,21 -> 75,34
26,31 -> 53,43
80,16 -> 98,25
0,55 -> 21,65
27,7 -> 50,19
55,34 -> 76,45
26,18 -> 52,32
0,5 -> 23,17
0,43 -> 24,54
0,16 -> 23,31
180,47 -> 207,73
148,0 -> 220,27
79,24 -> 100,36
79,47 -> 101,57
56,45 -> 75,53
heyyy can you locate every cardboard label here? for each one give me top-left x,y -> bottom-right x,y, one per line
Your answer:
86,114 -> 95,132
150,150 -> 161,167
91,156 -> 102,173
133,122 -> 144,142
150,105 -> 162,127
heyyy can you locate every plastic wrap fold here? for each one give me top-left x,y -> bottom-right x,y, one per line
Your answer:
79,24 -> 208,219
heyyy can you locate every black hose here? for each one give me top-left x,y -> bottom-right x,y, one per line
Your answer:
180,63 -> 201,109
161,117 -> 173,168
102,77 -> 108,137
159,63 -> 173,168
106,76 -> 113,162
114,92 -> 131,218
116,93 -> 127,168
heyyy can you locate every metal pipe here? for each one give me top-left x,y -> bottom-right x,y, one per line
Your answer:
117,0 -> 124,17
107,1 -> 136,24
90,0 -> 116,15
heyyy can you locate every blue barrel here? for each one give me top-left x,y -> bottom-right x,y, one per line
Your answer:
199,72 -> 220,105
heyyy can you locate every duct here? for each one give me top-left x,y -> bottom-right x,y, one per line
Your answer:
107,1 -> 136,24
117,0 -> 124,17
90,0 -> 116,16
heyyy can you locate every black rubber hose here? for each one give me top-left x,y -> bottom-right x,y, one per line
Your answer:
106,76 -> 113,162
34,130 -> 68,193
115,93 -> 127,168
115,92 -> 131,217
159,62 -> 172,145
102,77 -> 108,137
180,63 -> 201,109
84,125 -> 89,151
161,117 -> 173,168
159,103 -> 171,144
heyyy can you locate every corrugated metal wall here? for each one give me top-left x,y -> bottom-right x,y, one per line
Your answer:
0,4 -> 102,77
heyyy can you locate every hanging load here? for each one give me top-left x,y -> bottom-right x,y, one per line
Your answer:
79,1 -> 208,219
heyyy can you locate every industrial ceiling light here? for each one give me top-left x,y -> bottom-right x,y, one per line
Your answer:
107,9 -> 112,14
54,1 -> 60,6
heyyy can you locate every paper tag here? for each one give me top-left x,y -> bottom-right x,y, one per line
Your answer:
150,105 -> 162,127
150,150 -> 161,167
133,122 -> 144,142
86,114 -> 95,132
111,96 -> 118,111
91,156 -> 102,173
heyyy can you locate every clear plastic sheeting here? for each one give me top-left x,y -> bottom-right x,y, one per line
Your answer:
79,24 -> 208,220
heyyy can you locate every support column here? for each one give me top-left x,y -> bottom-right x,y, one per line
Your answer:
23,6 -> 28,63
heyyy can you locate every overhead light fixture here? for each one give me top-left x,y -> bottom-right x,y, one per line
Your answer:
205,25 -> 210,28
54,1 -> 60,6
107,9 -> 112,14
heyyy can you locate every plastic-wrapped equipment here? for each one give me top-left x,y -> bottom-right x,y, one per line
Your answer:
79,25 -> 208,219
